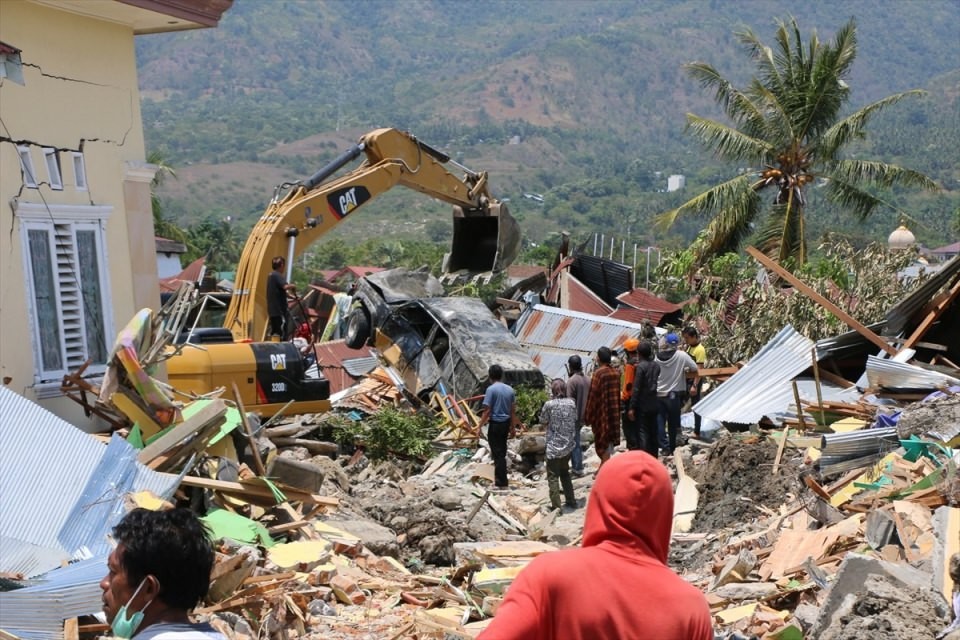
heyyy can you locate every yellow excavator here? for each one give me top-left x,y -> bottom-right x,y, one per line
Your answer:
165,128 -> 521,415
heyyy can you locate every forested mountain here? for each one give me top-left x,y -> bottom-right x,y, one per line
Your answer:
138,0 -> 960,259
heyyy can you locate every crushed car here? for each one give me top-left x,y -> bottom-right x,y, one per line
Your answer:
345,268 -> 544,399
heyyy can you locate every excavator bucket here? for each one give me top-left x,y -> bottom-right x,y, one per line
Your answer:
445,202 -> 521,275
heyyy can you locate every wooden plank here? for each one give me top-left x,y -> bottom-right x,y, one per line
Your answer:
815,368 -> 857,389
137,400 -> 227,464
178,475 -> 339,507
232,382 -> 267,476
903,276 -> 960,350
746,246 -> 897,356
772,428 -> 790,475
63,618 -> 78,640
672,450 -> 699,533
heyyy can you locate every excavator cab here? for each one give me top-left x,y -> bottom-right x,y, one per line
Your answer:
445,202 -> 521,275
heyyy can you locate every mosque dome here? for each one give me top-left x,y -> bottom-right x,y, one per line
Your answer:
888,224 -> 916,250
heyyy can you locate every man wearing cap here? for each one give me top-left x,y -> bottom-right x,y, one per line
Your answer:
656,333 -> 698,456
565,354 -> 590,476
620,337 -> 642,450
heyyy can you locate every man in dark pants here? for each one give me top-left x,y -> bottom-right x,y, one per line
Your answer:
620,338 -> 641,450
565,354 -> 590,477
682,326 -> 707,438
267,256 -> 296,340
479,364 -> 519,490
626,341 -> 661,458
656,333 -> 698,456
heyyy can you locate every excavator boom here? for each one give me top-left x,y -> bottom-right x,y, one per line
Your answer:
223,128 -> 521,342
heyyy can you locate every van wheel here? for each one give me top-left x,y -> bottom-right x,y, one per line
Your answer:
345,305 -> 371,349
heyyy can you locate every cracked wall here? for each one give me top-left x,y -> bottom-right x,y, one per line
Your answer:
0,0 -> 158,429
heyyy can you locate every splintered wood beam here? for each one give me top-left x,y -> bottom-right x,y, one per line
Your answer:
902,275 -> 960,350
746,246 -> 897,356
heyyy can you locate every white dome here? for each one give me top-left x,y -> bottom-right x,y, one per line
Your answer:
888,224 -> 916,250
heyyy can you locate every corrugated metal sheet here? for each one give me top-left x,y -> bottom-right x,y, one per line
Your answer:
694,325 -> 818,424
865,355 -> 960,390
570,255 -> 632,307
885,253 -> 960,335
813,322 -> 886,361
765,378 -> 863,426
514,305 -> 644,380
0,554 -> 107,640
0,386 -> 107,577
818,427 -> 900,475
0,386 -> 178,578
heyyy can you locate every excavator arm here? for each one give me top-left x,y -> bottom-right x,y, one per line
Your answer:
224,128 -> 520,342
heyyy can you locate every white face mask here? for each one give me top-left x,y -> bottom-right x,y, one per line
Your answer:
110,578 -> 154,639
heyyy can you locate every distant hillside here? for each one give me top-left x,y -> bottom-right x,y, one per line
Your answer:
138,0 -> 960,252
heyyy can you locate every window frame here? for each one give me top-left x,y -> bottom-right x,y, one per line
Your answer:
17,145 -> 37,188
16,202 -> 115,388
72,152 -> 88,191
43,147 -> 63,190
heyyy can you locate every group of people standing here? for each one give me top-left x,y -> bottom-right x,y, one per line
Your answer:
479,326 -> 707,511
478,326 -> 714,640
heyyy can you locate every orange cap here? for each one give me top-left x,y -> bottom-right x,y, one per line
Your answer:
623,338 -> 640,351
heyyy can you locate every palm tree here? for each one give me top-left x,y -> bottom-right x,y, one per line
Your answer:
658,17 -> 937,267
147,150 -> 190,247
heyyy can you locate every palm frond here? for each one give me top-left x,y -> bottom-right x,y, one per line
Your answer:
685,63 -> 767,130
655,174 -> 757,229
738,27 -> 784,96
745,79 -> 795,145
753,198 -> 805,264
795,19 -> 856,141
829,159 -> 939,191
821,178 -> 887,220
818,90 -> 926,160
695,193 -> 762,258
685,115 -> 773,164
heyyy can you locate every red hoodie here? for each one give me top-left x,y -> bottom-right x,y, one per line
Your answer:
478,451 -> 713,640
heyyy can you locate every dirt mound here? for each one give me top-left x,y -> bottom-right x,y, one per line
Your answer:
691,433 -> 802,532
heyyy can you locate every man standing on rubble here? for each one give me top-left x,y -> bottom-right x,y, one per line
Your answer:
626,341 -> 660,458
682,326 -> 707,438
477,451 -> 714,640
585,346 -> 621,468
540,378 -> 578,512
479,364 -> 519,491
656,333 -> 698,456
565,354 -> 590,477
100,508 -> 226,639
620,338 -> 642,450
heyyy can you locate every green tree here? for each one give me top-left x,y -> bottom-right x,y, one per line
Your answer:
147,151 -> 191,247
658,17 -> 937,270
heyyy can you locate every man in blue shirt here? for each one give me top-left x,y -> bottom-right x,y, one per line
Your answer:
479,364 -> 518,490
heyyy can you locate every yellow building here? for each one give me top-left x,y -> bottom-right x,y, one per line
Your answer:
0,0 -> 231,430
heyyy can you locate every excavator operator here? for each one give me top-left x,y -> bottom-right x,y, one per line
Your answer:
267,256 -> 297,340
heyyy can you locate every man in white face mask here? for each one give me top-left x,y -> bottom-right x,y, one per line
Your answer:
100,509 -> 226,640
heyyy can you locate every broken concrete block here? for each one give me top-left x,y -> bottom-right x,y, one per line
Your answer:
811,553 -> 946,637
865,509 -> 898,550
373,554 -> 410,574
330,574 -> 365,605
267,456 -> 325,493
327,518 -> 398,557
266,539 -> 332,572
431,488 -> 463,511
713,581 -> 779,601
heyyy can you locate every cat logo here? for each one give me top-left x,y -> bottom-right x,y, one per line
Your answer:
338,188 -> 358,216
327,185 -> 371,219
270,353 -> 287,371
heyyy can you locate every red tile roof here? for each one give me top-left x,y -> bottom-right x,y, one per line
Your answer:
159,257 -> 205,293
310,339 -> 375,395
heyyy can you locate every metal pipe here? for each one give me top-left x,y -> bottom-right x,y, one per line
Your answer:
304,142 -> 365,190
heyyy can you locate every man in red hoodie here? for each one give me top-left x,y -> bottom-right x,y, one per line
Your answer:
477,451 -> 713,640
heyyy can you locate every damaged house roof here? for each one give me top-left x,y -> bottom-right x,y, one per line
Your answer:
514,304 -> 643,380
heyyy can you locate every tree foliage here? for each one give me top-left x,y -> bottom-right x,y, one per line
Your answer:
655,237 -> 921,364
658,17 -> 938,272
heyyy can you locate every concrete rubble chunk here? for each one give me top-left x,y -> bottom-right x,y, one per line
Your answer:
268,456 -> 326,493
712,581 -> 779,601
811,553 -> 948,637
326,517 -> 399,558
